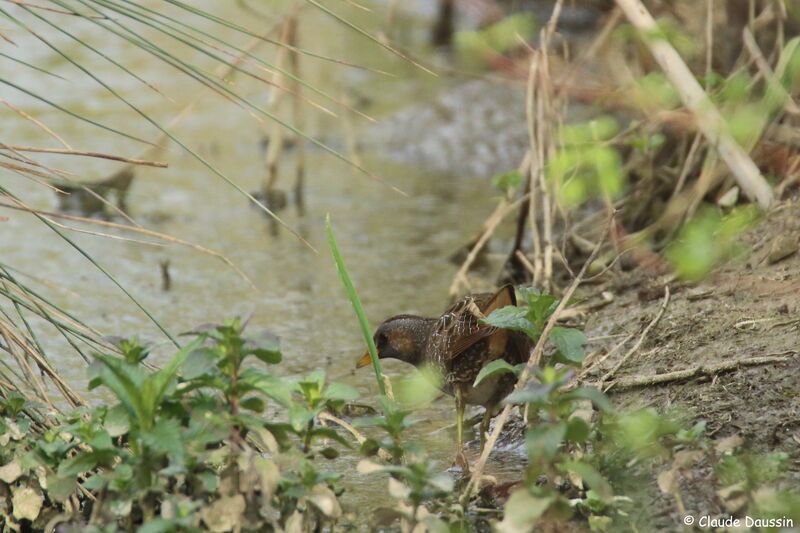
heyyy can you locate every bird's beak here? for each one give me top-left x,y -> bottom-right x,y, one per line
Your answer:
356,350 -> 373,369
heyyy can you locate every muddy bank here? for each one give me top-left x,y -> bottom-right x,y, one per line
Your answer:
568,201 -> 800,528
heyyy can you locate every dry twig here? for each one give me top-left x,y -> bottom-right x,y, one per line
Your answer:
614,0 -> 774,208
600,351 -> 797,390
463,209 -> 613,501
600,285 -> 670,388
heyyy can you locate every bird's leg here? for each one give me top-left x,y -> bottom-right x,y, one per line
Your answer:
454,387 -> 470,473
479,405 -> 494,452
455,387 -> 465,451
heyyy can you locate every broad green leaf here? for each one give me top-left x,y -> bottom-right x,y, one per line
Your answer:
244,330 -> 281,364
562,387 -> 613,412
526,422 -> 566,461
322,382 -> 359,402
550,327 -> 588,364
239,396 -> 265,413
492,170 -> 523,192
497,489 -> 553,533
238,369 -> 293,406
504,382 -> 554,406
141,419 -> 183,462
104,404 -> 130,437
87,429 -> 113,451
565,417 -> 590,443
45,474 -> 75,502
481,306 -> 535,338
180,348 -> 219,380
89,355 -> 148,430
474,360 -> 524,387
288,404 -> 314,433
58,450 -> 115,477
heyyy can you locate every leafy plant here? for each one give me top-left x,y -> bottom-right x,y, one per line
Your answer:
0,320 -> 358,531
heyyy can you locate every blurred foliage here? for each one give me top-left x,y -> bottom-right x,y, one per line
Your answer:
548,116 -> 625,207
666,206 -> 759,280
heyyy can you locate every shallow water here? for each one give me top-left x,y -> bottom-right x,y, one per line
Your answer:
2,0 -> 527,519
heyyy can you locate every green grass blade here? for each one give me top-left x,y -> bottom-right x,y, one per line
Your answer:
0,51 -> 67,80
325,215 -> 385,398
13,4 -> 312,248
304,0 -> 436,76
0,77 -> 152,146
0,186 -> 179,347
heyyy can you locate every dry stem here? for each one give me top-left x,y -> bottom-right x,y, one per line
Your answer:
614,0 -> 773,209
463,210 -> 613,500
600,351 -> 797,390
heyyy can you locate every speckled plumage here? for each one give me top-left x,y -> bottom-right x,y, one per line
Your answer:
362,286 -> 530,446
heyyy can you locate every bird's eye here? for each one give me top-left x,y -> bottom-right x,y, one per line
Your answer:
376,332 -> 387,349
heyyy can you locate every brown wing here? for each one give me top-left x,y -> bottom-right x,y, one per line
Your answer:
427,285 -> 516,363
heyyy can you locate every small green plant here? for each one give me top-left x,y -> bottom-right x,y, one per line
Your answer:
547,117 -> 625,208
665,205 -> 759,280
471,287 -> 618,531
0,320 -> 357,532
355,399 -> 460,532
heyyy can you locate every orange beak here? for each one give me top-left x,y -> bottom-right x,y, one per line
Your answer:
356,350 -> 373,369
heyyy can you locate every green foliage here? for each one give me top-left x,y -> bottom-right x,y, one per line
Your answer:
492,170 -> 524,194
326,215 -> 386,397
0,320 -> 357,531
354,400 -> 459,531
479,288 -> 618,530
666,206 -> 759,280
548,117 -> 625,207
455,13 -> 538,58
480,287 -> 587,367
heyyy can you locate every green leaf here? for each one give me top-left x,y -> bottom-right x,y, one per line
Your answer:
239,396 -> 265,413
2,395 -> 25,416
319,447 -> 339,459
237,368 -> 294,406
492,170 -> 523,192
244,330 -> 282,364
141,419 -> 184,462
322,382 -> 359,402
326,215 -> 386,398
550,327 -> 588,364
288,404 -> 314,432
562,387 -> 613,412
474,360 -> 524,387
481,306 -> 536,338
526,422 -> 566,461
87,430 -> 114,451
45,474 -> 75,502
88,355 -> 147,430
565,417 -> 590,443
104,404 -> 130,437
562,461 -> 613,502
58,450 -> 115,477
504,382 -> 554,406
180,348 -> 219,380
360,438 -> 380,457
497,489 -> 553,533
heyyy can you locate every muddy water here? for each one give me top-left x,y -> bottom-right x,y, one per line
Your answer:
2,1 -> 526,518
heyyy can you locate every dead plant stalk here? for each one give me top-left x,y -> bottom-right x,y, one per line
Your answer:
603,351 -> 797,390
463,211 -> 612,500
614,0 -> 773,209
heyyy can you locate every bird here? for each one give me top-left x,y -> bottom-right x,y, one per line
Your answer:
356,284 -> 531,456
